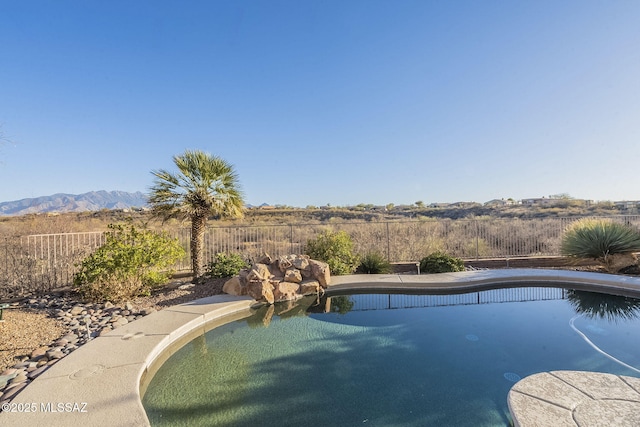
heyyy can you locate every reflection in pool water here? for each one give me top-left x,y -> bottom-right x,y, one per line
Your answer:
566,289 -> 640,321
142,287 -> 640,427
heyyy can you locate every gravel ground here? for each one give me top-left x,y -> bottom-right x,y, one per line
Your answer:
0,310 -> 67,372
0,277 -> 226,374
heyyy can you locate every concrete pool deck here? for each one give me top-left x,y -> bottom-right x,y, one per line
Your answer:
2,268 -> 640,426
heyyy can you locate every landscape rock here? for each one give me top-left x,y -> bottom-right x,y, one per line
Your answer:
273,281 -> 301,302
46,349 -> 64,360
114,317 -> 129,326
292,255 -> 310,270
299,280 -> 321,295
277,255 -> 293,272
70,305 -> 84,316
222,254 -> 330,304
257,253 -> 273,265
222,276 -> 245,296
30,347 -> 48,359
309,259 -> 331,287
27,365 -> 48,380
284,268 -> 303,283
246,280 -> 275,305
9,373 -> 28,384
247,263 -> 272,282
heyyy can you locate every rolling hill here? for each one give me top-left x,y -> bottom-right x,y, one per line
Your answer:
0,191 -> 149,216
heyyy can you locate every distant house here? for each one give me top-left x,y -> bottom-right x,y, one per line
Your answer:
521,197 -> 568,206
614,200 -> 640,210
521,198 -> 555,206
522,197 -> 591,207
485,199 -> 518,207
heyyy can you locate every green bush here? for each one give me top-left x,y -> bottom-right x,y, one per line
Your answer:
419,251 -> 465,274
73,223 -> 185,302
206,252 -> 249,278
357,251 -> 393,274
560,218 -> 640,272
305,230 -> 360,275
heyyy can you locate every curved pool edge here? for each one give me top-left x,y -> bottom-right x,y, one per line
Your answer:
2,268 -> 640,426
328,268 -> 640,297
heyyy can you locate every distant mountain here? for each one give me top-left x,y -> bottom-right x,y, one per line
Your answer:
0,191 -> 149,216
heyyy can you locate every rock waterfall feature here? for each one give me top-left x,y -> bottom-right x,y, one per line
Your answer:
222,254 -> 330,304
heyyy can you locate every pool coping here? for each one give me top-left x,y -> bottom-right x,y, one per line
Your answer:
2,268 -> 640,426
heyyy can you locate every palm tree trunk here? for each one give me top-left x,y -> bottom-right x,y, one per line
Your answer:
191,214 -> 207,280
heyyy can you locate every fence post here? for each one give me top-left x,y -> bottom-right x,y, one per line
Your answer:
386,222 -> 391,261
289,224 -> 294,254
475,219 -> 479,260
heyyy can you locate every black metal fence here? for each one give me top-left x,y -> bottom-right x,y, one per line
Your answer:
2,215 -> 639,299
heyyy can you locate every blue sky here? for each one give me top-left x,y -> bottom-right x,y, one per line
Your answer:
1,1 -> 639,207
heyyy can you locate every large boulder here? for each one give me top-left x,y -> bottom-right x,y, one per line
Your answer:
247,263 -> 272,282
284,268 -> 303,283
246,279 -> 275,305
292,255 -> 310,271
222,276 -> 245,296
309,259 -> 331,287
273,281 -> 301,303
277,255 -> 293,272
299,280 -> 321,296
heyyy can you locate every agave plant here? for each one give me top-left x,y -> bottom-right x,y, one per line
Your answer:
357,251 -> 393,274
561,218 -> 640,273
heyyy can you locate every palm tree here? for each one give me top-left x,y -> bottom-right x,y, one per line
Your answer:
149,150 -> 244,280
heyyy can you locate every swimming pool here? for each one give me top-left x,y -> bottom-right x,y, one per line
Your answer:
142,287 -> 640,426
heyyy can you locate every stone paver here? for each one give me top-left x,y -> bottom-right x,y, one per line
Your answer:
1,269 -> 639,426
509,371 -> 640,427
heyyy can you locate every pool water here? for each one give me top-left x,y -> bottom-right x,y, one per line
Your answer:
142,287 -> 640,426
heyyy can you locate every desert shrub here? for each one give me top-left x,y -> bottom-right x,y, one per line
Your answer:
560,218 -> 640,272
463,238 -> 491,258
73,223 -> 185,302
357,251 -> 393,274
419,251 -> 465,274
305,230 -> 360,275
206,252 -> 249,278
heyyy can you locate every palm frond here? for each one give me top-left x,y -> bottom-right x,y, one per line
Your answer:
148,150 -> 244,221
